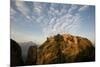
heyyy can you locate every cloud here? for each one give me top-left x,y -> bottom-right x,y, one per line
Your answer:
11,1 -> 84,38
42,4 -> 82,37
15,1 -> 32,20
78,5 -> 89,12
10,8 -> 16,16
33,2 -> 43,15
11,0 -> 45,24
68,5 -> 78,14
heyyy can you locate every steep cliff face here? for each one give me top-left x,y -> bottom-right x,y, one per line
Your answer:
25,46 -> 37,65
19,42 -> 37,62
10,39 -> 24,66
36,34 -> 95,64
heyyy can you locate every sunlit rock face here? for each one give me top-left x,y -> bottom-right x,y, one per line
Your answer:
10,39 -> 24,66
36,34 -> 95,64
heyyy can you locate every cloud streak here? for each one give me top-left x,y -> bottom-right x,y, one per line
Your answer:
78,5 -> 89,12
11,0 -> 89,37
11,0 -> 95,43
42,4 -> 83,37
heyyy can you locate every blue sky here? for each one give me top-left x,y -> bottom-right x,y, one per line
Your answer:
11,0 -> 95,44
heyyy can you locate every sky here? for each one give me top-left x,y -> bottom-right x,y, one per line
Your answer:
10,0 -> 95,44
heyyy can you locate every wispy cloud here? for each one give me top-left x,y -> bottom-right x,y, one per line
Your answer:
11,0 -> 88,37
15,1 -> 32,20
78,5 -> 89,12
11,0 -> 95,43
68,5 -> 78,14
42,4 -> 82,37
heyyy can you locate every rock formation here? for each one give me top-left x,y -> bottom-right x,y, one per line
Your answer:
10,33 -> 95,66
10,39 -> 24,66
25,46 -> 37,65
36,34 -> 95,64
19,41 -> 37,62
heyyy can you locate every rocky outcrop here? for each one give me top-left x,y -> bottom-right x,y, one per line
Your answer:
10,39 -> 24,66
25,46 -> 37,65
36,34 -> 95,64
10,33 -> 95,66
